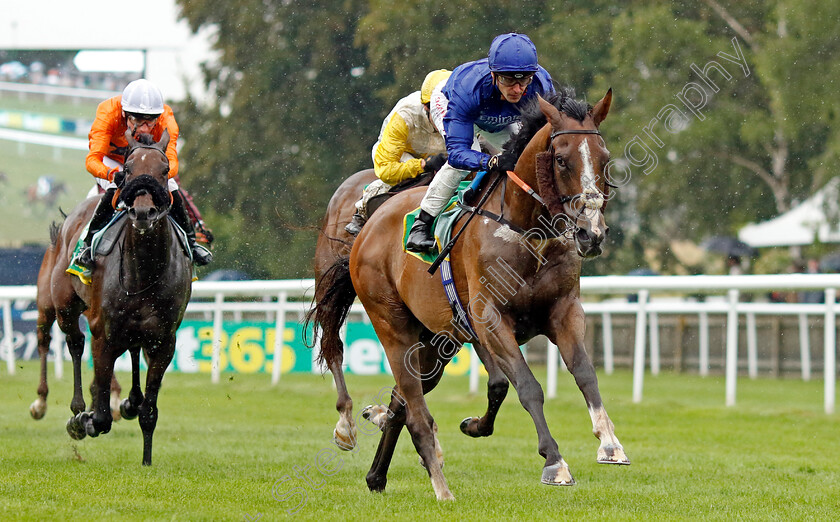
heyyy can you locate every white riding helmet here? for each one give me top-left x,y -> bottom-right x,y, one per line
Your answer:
121,79 -> 164,115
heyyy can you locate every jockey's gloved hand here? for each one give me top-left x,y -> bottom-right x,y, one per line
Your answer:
487,153 -> 516,174
112,169 -> 126,188
423,153 -> 448,173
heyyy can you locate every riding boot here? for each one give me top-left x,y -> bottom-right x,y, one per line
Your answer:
344,212 -> 367,236
405,210 -> 437,253
77,188 -> 117,271
171,190 -> 213,266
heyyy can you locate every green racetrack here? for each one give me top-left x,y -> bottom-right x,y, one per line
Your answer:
0,363 -> 837,520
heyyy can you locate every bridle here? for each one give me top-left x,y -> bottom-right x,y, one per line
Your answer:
123,144 -> 170,177
505,128 -> 612,210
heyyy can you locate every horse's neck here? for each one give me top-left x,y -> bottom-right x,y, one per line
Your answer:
122,222 -> 172,280
500,124 -> 552,231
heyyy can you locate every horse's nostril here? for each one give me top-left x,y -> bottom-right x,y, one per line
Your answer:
604,226 -> 610,236
128,208 -> 137,219
148,208 -> 158,220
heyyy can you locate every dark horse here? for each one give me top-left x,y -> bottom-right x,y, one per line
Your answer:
310,88 -> 629,499
309,169 -> 509,458
31,130 -> 192,465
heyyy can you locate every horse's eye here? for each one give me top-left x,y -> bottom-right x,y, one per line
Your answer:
555,155 -> 566,169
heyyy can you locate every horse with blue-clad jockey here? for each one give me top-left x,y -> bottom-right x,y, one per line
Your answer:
309,32 -> 629,500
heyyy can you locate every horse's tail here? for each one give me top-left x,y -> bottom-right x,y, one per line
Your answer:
48,221 -> 62,247
303,255 -> 356,370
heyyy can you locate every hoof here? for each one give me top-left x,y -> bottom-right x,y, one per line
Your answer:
459,416 -> 491,438
333,431 -> 356,451
541,460 -> 575,486
120,399 -> 138,421
79,412 -> 99,438
30,398 -> 47,420
333,415 -> 356,451
66,415 -> 87,440
597,444 -> 631,465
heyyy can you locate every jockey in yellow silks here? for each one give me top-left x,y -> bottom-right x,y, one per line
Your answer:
344,69 -> 452,235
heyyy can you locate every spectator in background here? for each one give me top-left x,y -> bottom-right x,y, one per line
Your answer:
727,255 -> 743,276
800,258 -> 824,303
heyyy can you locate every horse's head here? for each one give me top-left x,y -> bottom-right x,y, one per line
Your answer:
119,130 -> 171,234
536,90 -> 612,258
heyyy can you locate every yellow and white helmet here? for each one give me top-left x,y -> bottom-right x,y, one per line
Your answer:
420,69 -> 452,105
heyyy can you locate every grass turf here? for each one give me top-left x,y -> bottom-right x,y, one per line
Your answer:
0,363 -> 837,520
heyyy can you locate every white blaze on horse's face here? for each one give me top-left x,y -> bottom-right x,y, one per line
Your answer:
576,139 -> 605,237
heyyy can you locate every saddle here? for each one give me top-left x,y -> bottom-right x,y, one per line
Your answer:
66,212 -> 192,285
366,172 -> 434,218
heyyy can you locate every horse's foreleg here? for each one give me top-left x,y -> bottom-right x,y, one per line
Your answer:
119,349 -> 143,421
138,342 -> 175,466
30,310 -> 55,420
459,342 -> 509,438
327,356 -> 356,451
478,320 -> 574,486
83,348 -> 116,438
549,300 -> 629,465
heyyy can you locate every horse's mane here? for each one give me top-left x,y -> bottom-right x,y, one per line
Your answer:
134,133 -> 156,146
502,86 -> 593,162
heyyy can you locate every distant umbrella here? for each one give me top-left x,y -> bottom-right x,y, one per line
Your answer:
203,269 -> 251,281
820,252 -> 840,273
627,268 -> 659,276
701,236 -> 757,258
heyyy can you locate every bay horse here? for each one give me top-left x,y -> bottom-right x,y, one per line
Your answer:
31,130 -> 192,465
309,169 -> 510,456
310,88 -> 629,499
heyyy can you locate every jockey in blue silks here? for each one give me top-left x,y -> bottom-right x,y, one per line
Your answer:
405,32 -> 555,253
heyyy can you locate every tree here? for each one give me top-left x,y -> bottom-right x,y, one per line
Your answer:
176,0 -> 386,278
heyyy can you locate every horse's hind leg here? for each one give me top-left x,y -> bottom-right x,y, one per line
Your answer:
110,374 -> 123,421
459,341 -> 509,438
30,307 -> 56,420
328,356 -> 356,451
365,392 -> 406,493
549,301 -> 629,465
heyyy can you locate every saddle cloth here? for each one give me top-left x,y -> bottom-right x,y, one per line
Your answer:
66,212 -> 192,285
402,180 -> 472,265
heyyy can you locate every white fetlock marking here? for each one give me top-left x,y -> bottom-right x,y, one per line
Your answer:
363,404 -> 390,430
110,392 -> 122,421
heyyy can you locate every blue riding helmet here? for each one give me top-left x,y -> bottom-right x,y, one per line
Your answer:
487,33 -> 539,74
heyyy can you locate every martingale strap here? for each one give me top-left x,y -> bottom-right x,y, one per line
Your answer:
439,259 -> 478,340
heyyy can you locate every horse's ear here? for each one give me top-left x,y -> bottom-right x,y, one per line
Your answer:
591,88 -> 612,127
125,129 -> 138,149
157,129 -> 170,152
537,93 -> 563,129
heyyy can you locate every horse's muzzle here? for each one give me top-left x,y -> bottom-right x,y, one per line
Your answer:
575,227 -> 604,258
128,195 -> 165,234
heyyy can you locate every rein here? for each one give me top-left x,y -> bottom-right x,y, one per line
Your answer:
117,232 -> 165,297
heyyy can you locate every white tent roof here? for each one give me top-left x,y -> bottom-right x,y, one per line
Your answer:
739,178 -> 840,247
